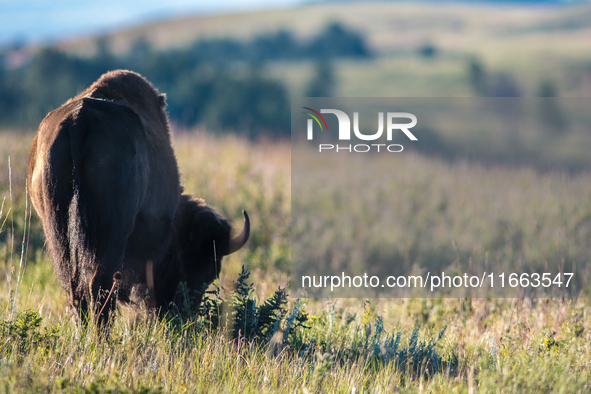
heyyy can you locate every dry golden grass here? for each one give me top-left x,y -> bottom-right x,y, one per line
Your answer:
2,129 -> 591,392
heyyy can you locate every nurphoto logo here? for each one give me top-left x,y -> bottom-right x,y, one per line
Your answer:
303,107 -> 418,153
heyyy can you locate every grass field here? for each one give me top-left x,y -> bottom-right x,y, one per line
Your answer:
292,144 -> 591,298
2,130 -> 591,392
3,1 -> 591,390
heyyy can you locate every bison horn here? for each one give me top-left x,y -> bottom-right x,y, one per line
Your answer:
228,210 -> 250,255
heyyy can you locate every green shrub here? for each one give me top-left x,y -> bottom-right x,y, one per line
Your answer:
172,266 -> 308,346
0,310 -> 59,356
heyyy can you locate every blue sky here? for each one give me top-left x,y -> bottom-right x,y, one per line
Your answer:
0,0 -> 301,46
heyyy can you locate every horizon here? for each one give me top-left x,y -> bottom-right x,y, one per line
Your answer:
1,0 -> 584,48
0,0 -> 301,48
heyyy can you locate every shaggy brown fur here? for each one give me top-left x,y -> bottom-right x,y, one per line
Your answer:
28,70 -> 249,329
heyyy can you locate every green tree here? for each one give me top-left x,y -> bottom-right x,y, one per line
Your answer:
468,58 -> 487,96
537,80 -> 568,134
305,59 -> 336,97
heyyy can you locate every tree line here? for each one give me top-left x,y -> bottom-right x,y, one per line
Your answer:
0,22 -> 371,137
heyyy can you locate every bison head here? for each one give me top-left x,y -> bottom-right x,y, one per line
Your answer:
173,195 -> 250,294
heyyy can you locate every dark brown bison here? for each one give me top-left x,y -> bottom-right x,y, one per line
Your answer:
27,70 -> 249,328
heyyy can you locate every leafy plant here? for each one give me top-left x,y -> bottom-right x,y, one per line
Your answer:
172,265 -> 308,346
0,310 -> 59,356
299,302 -> 453,379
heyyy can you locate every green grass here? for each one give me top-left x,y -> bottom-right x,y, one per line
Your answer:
2,130 -> 591,392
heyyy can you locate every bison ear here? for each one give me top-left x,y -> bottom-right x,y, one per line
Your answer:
158,93 -> 167,108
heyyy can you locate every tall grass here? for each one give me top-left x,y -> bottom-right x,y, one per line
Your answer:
1,130 -> 591,392
292,145 -> 591,297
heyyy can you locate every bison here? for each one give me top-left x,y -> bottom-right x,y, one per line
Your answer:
27,70 -> 249,329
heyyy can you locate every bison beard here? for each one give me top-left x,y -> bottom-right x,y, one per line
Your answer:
27,70 -> 249,330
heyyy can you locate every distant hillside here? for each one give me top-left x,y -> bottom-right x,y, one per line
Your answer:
51,2 -> 591,96
57,2 -> 589,57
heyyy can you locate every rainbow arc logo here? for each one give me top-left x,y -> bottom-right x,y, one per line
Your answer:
303,107 -> 328,138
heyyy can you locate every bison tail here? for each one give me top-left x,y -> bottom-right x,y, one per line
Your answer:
66,98 -> 143,329
66,117 -> 99,322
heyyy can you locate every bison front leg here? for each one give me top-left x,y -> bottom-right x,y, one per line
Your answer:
86,231 -> 129,333
71,289 -> 91,327
90,269 -> 123,332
